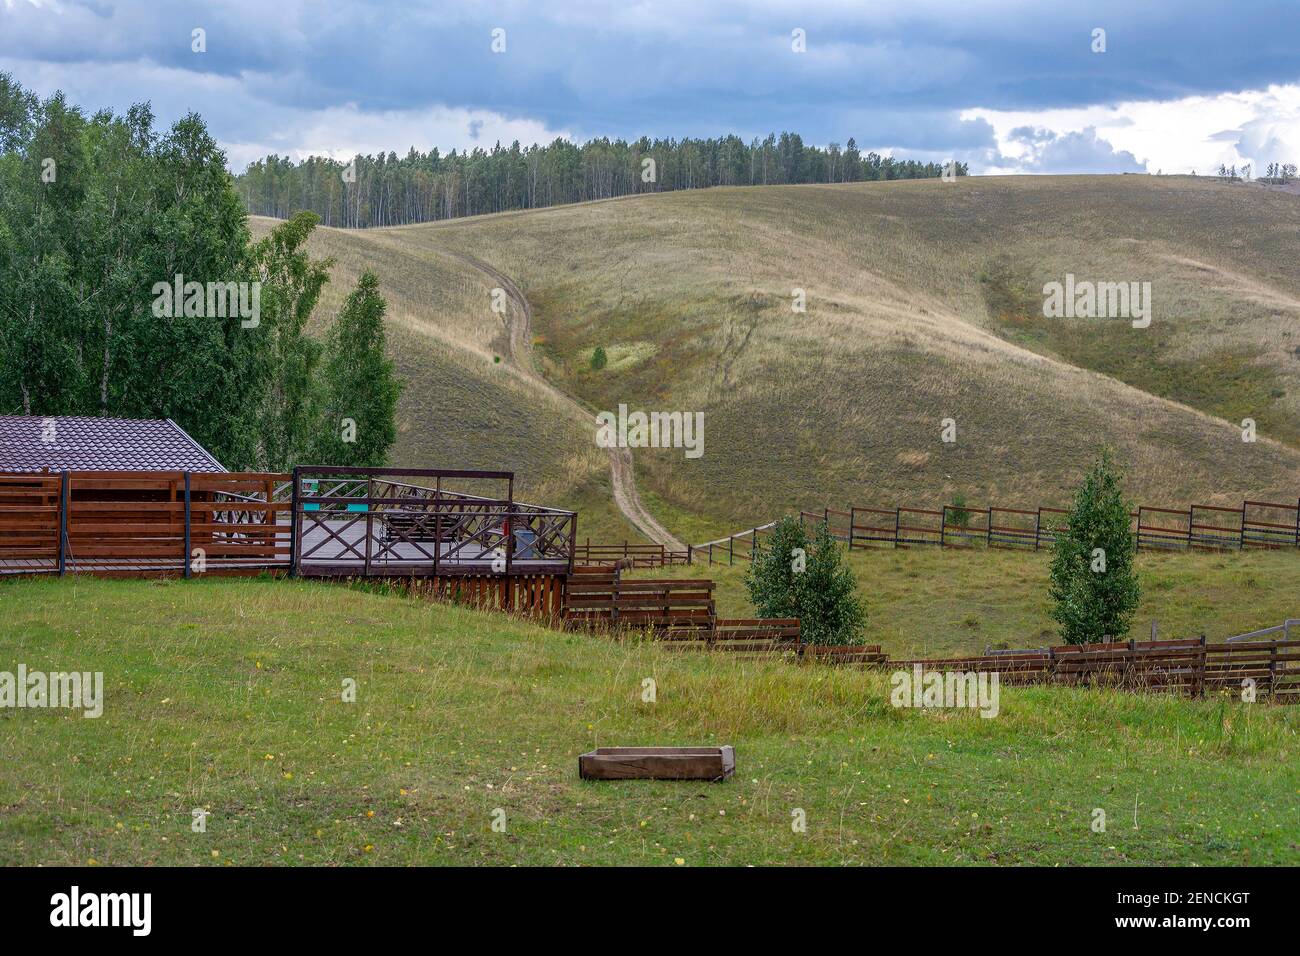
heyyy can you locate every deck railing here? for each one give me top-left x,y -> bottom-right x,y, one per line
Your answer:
290,466 -> 577,576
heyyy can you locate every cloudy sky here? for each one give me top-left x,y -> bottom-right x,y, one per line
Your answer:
3,0 -> 1300,175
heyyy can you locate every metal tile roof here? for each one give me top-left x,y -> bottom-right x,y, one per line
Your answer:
0,416 -> 226,473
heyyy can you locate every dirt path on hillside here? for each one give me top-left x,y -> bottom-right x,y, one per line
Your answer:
436,249 -> 686,551
1155,253 -> 1300,314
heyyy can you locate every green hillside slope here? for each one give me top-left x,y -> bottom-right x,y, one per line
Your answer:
257,175 -> 1300,542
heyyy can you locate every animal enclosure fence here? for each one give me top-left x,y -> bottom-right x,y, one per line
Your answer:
572,540 -> 691,568
679,493 -> 1300,564
562,563 -> 1295,700
888,637 -> 1300,702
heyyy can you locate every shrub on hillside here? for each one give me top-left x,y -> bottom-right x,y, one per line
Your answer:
1048,447 -> 1141,644
745,516 -> 867,646
590,346 -> 608,370
977,254 -> 1039,323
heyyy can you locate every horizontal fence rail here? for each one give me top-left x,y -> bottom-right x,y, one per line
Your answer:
563,567 -> 716,633
572,540 -> 691,568
883,637 -> 1300,702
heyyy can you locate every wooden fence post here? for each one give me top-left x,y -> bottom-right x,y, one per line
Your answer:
985,507 -> 993,548
610,569 -> 620,628
893,508 -> 900,548
1033,508 -> 1042,550
289,466 -> 301,578
58,470 -> 69,576
364,476 -> 373,577
183,471 -> 192,579
940,506 -> 947,549
1295,497 -> 1300,548
848,507 -> 856,551
729,534 -> 734,566
1238,503 -> 1246,549
1197,635 -> 1207,698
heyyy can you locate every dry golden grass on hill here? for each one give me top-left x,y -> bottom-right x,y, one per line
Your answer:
249,216 -> 636,539
255,175 -> 1300,542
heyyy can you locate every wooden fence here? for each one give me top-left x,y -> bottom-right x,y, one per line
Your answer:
887,637 -> 1300,701
562,567 -> 716,633
404,572 -> 567,621
682,494 -> 1300,564
658,618 -> 802,655
566,566 -> 1297,702
572,540 -> 691,568
0,470 -> 292,577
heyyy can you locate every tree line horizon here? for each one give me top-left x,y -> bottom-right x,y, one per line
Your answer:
236,133 -> 967,229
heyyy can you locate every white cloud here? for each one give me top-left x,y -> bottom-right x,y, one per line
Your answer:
0,54 -> 571,171
225,103 -> 571,171
965,84 -> 1300,175
1002,126 -> 1145,174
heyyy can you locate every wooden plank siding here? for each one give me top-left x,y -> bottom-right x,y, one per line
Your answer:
0,473 -> 62,571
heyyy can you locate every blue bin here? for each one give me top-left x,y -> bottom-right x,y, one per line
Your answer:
514,529 -> 538,559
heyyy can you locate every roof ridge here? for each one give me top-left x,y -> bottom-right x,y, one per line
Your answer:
164,418 -> 228,472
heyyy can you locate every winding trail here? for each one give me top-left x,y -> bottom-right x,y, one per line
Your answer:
438,249 -> 685,551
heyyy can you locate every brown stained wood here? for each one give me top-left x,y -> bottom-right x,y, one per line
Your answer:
579,746 -> 735,781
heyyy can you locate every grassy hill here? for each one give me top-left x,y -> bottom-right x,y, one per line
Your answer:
255,175 -> 1300,544
246,218 -> 637,541
2,576 -> 1297,866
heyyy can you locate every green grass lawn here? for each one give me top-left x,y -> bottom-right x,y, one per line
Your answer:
630,547 -> 1300,658
1,575 -> 1296,866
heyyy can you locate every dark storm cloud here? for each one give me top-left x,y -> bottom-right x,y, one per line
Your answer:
1,0 -> 1297,163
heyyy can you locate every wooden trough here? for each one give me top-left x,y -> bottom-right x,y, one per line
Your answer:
578,746 -> 735,781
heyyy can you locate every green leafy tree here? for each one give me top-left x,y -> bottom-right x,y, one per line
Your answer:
0,76 -> 403,472
247,211 -> 333,470
590,346 -> 607,370
313,270 -> 401,466
745,516 -> 867,646
233,132 -> 960,229
1049,447 -> 1141,644
949,493 -> 972,529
